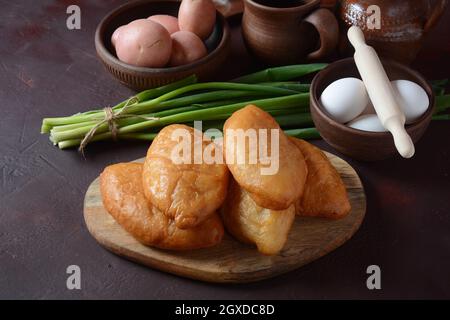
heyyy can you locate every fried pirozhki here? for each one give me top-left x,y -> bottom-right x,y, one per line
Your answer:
100,163 -> 224,250
221,178 -> 295,255
223,105 -> 308,210
290,138 -> 351,219
143,124 -> 229,229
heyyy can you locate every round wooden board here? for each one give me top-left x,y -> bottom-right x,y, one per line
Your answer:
83,152 -> 366,283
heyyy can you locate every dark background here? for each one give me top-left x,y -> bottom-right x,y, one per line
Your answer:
1,0 -> 449,299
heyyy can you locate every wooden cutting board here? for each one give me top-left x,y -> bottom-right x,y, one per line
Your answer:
84,152 -> 366,283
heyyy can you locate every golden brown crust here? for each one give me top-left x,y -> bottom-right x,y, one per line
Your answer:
100,162 -> 224,250
223,105 -> 308,210
221,178 -> 295,255
290,138 -> 351,220
142,124 -> 229,229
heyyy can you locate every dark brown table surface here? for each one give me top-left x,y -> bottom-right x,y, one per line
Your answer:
1,0 -> 449,299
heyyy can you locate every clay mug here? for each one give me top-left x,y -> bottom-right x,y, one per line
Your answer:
339,0 -> 448,64
242,0 -> 340,65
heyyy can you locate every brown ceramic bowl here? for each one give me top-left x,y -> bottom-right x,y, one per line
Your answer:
310,58 -> 435,161
95,0 -> 231,91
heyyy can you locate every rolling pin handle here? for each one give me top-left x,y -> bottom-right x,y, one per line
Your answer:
347,26 -> 367,49
386,120 -> 416,159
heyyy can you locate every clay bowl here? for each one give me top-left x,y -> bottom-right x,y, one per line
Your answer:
95,0 -> 231,91
310,58 -> 435,161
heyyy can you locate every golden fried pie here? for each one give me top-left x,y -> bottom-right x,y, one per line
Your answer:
221,178 -> 295,255
143,124 -> 229,229
100,163 -> 224,250
223,105 -> 308,210
290,138 -> 351,220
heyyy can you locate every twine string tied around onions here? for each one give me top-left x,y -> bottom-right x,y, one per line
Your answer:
78,96 -> 159,153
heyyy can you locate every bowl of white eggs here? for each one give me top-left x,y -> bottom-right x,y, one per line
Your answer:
310,58 -> 435,161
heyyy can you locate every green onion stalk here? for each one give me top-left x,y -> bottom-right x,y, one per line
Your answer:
41,63 -> 450,151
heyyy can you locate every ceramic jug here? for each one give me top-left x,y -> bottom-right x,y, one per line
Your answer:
242,0 -> 340,65
339,0 -> 448,63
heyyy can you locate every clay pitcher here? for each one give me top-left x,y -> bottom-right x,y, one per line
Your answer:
339,0 -> 448,64
242,0 -> 340,65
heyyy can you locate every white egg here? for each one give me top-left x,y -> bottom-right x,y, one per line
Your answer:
347,114 -> 387,132
320,77 -> 369,123
391,80 -> 429,124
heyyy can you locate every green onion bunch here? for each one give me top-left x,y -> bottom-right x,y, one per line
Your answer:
41,65 -> 450,151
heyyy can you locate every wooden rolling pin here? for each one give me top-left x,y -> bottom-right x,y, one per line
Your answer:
348,26 -> 415,159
